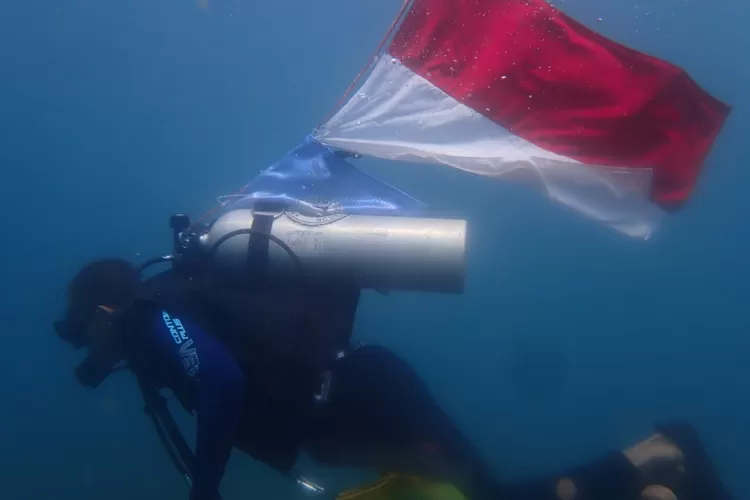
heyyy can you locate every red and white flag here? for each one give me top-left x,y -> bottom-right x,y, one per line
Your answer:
314,0 -> 730,238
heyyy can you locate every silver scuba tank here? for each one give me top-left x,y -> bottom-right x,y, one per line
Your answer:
197,208 -> 467,293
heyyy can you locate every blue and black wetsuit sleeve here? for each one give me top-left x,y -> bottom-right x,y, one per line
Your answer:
149,309 -> 245,500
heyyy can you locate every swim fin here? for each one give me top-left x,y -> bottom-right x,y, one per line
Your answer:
653,422 -> 732,500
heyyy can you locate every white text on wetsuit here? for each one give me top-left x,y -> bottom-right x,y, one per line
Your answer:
163,311 -> 188,344
162,311 -> 200,378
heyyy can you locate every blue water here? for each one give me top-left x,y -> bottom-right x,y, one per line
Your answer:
0,0 -> 747,499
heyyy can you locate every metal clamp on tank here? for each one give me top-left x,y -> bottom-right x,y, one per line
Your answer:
190,206 -> 468,294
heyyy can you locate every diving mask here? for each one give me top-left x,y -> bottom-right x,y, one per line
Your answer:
55,307 -> 127,388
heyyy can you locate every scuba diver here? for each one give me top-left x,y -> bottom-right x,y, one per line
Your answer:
54,211 -> 732,500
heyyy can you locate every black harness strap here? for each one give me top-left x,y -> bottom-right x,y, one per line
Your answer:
246,210 -> 275,272
136,374 -> 225,500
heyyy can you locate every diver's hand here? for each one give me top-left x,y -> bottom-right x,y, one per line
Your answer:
640,485 -> 679,500
626,423 -> 732,500
622,433 -> 684,500
624,433 -> 685,478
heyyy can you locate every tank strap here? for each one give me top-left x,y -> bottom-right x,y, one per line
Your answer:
134,373 -> 207,495
246,211 -> 276,272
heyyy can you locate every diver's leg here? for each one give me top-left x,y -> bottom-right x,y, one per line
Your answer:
306,345 -> 731,500
500,424 -> 731,500
305,344 -> 505,496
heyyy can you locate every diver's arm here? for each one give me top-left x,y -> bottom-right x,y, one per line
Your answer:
150,311 -> 245,500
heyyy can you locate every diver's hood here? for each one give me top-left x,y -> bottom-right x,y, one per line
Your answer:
54,246 -> 182,390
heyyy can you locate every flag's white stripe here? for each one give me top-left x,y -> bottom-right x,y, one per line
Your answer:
315,55 -> 663,239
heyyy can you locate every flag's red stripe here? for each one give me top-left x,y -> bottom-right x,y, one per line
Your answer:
388,0 -> 730,206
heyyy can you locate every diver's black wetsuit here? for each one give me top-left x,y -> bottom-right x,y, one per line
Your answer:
127,270 -> 645,500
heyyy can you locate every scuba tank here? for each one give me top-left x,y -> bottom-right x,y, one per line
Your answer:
189,207 -> 468,294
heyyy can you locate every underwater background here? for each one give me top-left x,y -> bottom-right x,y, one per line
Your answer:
0,0 -> 747,499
